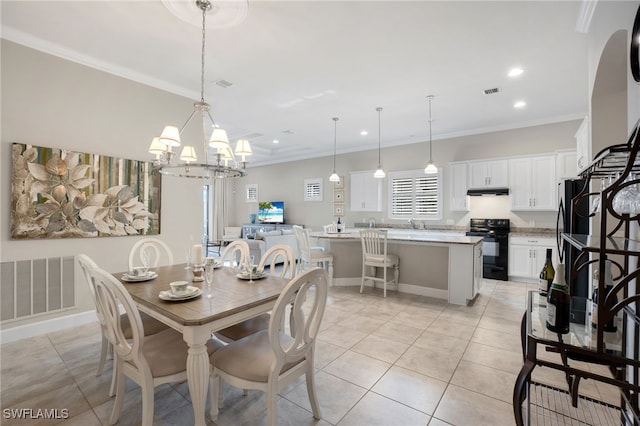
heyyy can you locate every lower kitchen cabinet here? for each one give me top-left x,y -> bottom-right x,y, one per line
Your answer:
508,235 -> 556,282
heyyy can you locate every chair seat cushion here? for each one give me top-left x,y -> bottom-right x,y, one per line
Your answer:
121,311 -> 168,339
210,330 -> 300,382
364,253 -> 399,266
143,329 -> 224,377
215,313 -> 271,341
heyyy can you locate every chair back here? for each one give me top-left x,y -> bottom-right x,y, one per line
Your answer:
258,244 -> 295,279
221,240 -> 250,271
360,229 -> 389,261
323,223 -> 337,233
90,267 -> 146,370
78,254 -> 106,326
268,267 -> 328,366
128,238 -> 174,270
293,225 -> 312,264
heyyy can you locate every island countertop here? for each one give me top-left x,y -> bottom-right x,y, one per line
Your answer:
310,229 -> 483,245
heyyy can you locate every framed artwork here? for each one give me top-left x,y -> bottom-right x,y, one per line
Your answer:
333,176 -> 344,189
333,189 -> 344,202
332,203 -> 344,216
11,143 -> 161,239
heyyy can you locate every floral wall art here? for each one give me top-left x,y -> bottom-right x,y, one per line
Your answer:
11,143 -> 161,239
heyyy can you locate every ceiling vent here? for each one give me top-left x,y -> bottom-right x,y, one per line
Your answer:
215,79 -> 233,88
483,87 -> 501,95
282,129 -> 296,135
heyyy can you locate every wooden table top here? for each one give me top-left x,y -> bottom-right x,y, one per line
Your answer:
115,264 -> 288,327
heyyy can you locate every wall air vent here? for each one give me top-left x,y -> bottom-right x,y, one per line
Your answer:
483,87 -> 501,95
215,79 -> 233,88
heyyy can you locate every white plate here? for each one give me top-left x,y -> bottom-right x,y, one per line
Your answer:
159,286 -> 202,301
236,271 -> 267,280
121,271 -> 158,282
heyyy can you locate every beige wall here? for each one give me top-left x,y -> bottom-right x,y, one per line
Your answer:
231,120 -> 580,231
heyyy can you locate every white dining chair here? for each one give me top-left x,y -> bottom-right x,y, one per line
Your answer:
293,225 -> 333,285
89,266 -> 223,426
220,239 -> 250,271
215,244 -> 295,344
323,223 -> 337,233
128,238 -> 174,270
77,254 -> 168,397
209,267 -> 328,426
359,229 -> 400,297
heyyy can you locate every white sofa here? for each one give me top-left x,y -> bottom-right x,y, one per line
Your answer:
244,229 -> 299,262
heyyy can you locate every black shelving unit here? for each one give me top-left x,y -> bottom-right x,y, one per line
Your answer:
513,120 -> 640,425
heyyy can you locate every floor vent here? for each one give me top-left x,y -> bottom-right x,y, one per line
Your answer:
0,256 -> 75,322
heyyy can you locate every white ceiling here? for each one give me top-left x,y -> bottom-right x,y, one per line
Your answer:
2,0 -> 589,167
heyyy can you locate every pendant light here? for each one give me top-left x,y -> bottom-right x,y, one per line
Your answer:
329,117 -> 340,182
374,107 -> 385,179
424,95 -> 438,174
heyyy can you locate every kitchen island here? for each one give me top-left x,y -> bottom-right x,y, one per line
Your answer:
311,229 -> 483,305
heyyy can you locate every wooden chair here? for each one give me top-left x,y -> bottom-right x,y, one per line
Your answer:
323,223 -> 337,233
89,266 -> 223,426
293,225 -> 333,285
215,244 -> 295,344
77,254 -> 168,397
220,239 -> 250,272
209,268 -> 328,426
128,238 -> 174,270
359,229 -> 400,297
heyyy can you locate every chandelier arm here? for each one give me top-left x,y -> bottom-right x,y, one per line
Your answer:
179,109 -> 200,133
206,110 -> 219,129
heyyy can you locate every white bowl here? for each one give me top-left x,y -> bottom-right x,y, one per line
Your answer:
169,281 -> 189,296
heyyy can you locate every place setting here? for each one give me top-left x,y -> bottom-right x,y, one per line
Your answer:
236,256 -> 267,282
159,280 -> 202,301
121,251 -> 157,282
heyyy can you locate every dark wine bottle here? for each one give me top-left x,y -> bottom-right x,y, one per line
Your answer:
546,263 -> 571,334
538,248 -> 555,295
337,217 -> 342,233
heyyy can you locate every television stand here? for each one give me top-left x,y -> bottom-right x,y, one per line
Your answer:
242,223 -> 297,239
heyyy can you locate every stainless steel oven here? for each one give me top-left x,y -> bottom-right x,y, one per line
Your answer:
465,218 -> 510,281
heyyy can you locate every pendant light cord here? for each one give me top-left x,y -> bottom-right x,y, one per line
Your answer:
427,95 -> 434,162
377,107 -> 383,167
333,117 -> 338,170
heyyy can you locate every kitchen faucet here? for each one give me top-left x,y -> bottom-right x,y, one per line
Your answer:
408,219 -> 418,229
368,218 -> 376,228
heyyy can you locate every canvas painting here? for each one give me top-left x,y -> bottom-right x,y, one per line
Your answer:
11,143 -> 161,239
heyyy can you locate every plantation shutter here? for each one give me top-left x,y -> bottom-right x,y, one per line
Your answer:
388,170 -> 441,219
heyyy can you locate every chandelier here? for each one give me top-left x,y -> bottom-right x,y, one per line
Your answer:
148,0 -> 250,179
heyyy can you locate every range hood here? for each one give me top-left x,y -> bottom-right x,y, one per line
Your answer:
467,188 -> 509,196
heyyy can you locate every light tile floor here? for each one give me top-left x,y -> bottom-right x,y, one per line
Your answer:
0,279 -> 620,425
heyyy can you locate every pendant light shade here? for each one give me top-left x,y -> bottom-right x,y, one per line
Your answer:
424,95 -> 437,174
329,117 -> 341,182
374,107 -> 385,179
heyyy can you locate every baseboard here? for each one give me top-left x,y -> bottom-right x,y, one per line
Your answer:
0,310 -> 97,345
332,278 -> 448,301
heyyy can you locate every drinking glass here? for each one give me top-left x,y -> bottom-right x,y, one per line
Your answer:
248,255 -> 255,283
204,265 -> 214,299
185,246 -> 192,269
141,249 -> 151,274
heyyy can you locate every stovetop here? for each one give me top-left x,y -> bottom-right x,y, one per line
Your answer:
467,218 -> 510,234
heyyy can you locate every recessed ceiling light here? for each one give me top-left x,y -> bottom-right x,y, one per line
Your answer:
360,130 -> 368,136
514,101 -> 527,108
272,139 -> 279,144
508,67 -> 524,77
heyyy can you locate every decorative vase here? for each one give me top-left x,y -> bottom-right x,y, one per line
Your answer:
250,213 -> 257,224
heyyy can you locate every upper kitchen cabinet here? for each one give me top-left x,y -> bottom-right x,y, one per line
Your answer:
350,171 -> 382,212
509,155 -> 557,211
575,117 -> 591,173
468,159 -> 508,189
449,162 -> 470,211
556,149 -> 578,179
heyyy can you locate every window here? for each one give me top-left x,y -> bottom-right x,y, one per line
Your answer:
388,169 -> 442,220
304,178 -> 323,201
245,184 -> 257,203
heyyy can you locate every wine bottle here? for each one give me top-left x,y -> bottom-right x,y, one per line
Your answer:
337,217 -> 342,233
591,286 -> 599,329
538,248 -> 555,295
546,263 -> 571,334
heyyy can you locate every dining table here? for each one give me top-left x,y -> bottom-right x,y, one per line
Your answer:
115,263 -> 289,426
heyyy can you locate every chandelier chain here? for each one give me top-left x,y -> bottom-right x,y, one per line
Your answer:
200,2 -> 207,103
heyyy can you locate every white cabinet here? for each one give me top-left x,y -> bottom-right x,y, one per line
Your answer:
448,240 -> 483,305
575,117 -> 590,173
509,236 -> 556,282
509,155 -> 557,211
556,150 -> 577,179
350,171 -> 382,212
449,162 -> 469,211
468,160 -> 508,188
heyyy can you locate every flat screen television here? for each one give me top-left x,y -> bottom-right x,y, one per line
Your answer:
258,201 -> 284,224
